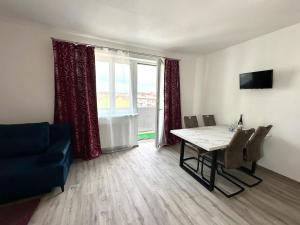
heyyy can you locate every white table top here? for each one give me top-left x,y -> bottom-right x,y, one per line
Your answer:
171,126 -> 235,151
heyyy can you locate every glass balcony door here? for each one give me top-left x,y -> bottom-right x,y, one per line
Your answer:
137,63 -> 157,140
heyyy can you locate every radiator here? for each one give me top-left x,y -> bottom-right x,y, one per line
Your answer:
98,114 -> 138,153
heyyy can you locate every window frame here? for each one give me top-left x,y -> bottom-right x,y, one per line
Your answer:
95,60 -> 111,111
96,55 -> 134,116
95,53 -> 157,117
136,62 -> 158,109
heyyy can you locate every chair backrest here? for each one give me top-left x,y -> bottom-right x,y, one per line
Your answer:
202,115 -> 216,126
224,128 -> 255,169
184,116 -> 199,128
244,125 -> 272,162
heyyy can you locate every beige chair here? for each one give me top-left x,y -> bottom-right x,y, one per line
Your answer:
223,125 -> 273,187
202,115 -> 216,126
202,128 -> 255,197
218,125 -> 272,187
220,128 -> 255,169
184,116 -> 199,128
244,125 -> 272,163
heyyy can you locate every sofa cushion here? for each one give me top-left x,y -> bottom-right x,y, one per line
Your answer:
0,155 -> 63,198
38,139 -> 71,163
0,122 -> 50,157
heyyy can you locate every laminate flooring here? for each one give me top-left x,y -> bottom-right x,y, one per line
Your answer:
27,140 -> 300,225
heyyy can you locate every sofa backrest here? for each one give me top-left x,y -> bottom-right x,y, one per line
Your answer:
49,124 -> 71,143
0,122 -> 50,157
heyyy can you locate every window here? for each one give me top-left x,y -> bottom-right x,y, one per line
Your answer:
96,50 -> 157,117
115,63 -> 131,109
96,61 -> 110,109
96,58 -> 132,115
137,64 -> 157,108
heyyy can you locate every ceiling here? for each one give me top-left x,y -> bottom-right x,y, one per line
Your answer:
1,0 -> 300,54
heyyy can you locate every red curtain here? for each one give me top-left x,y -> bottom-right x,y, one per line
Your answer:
52,39 -> 101,160
164,58 -> 182,145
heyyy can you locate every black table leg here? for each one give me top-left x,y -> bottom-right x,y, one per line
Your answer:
208,151 -> 217,191
179,140 -> 217,192
179,140 -> 185,166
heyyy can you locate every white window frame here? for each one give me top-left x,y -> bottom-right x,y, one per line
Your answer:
96,53 -> 157,117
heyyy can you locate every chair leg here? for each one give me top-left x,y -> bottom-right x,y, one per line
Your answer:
204,159 -> 263,188
200,155 -> 205,177
200,162 -> 245,198
183,147 -> 205,173
221,162 -> 263,188
183,157 -> 200,173
240,161 -> 257,174
223,166 -> 263,187
61,185 -> 64,192
200,155 -> 215,178
215,166 -> 245,198
196,152 -> 201,172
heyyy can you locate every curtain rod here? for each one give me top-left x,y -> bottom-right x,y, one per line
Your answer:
51,37 -> 181,61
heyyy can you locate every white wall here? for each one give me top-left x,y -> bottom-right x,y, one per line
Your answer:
197,23 -> 300,182
0,17 -> 198,124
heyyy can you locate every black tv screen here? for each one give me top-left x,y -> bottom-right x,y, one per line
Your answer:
240,70 -> 273,89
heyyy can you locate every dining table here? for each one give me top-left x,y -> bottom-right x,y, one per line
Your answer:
171,125 -> 236,191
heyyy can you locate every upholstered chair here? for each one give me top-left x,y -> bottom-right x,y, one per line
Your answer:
184,116 -> 199,128
223,129 -> 255,169
218,126 -> 272,188
236,125 -> 273,186
202,115 -> 216,126
244,125 -> 273,163
202,128 -> 255,197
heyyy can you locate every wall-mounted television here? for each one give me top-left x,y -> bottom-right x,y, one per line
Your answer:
239,70 -> 273,89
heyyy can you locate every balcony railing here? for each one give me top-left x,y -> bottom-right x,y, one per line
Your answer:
137,107 -> 156,140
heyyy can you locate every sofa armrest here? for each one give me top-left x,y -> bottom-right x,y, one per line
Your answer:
39,139 -> 71,163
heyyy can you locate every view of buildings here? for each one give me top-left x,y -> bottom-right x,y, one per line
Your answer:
96,92 -> 156,109
137,92 -> 156,107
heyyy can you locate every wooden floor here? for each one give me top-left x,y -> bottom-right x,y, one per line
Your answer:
29,141 -> 300,225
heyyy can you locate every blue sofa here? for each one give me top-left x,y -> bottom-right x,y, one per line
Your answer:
0,122 -> 72,203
